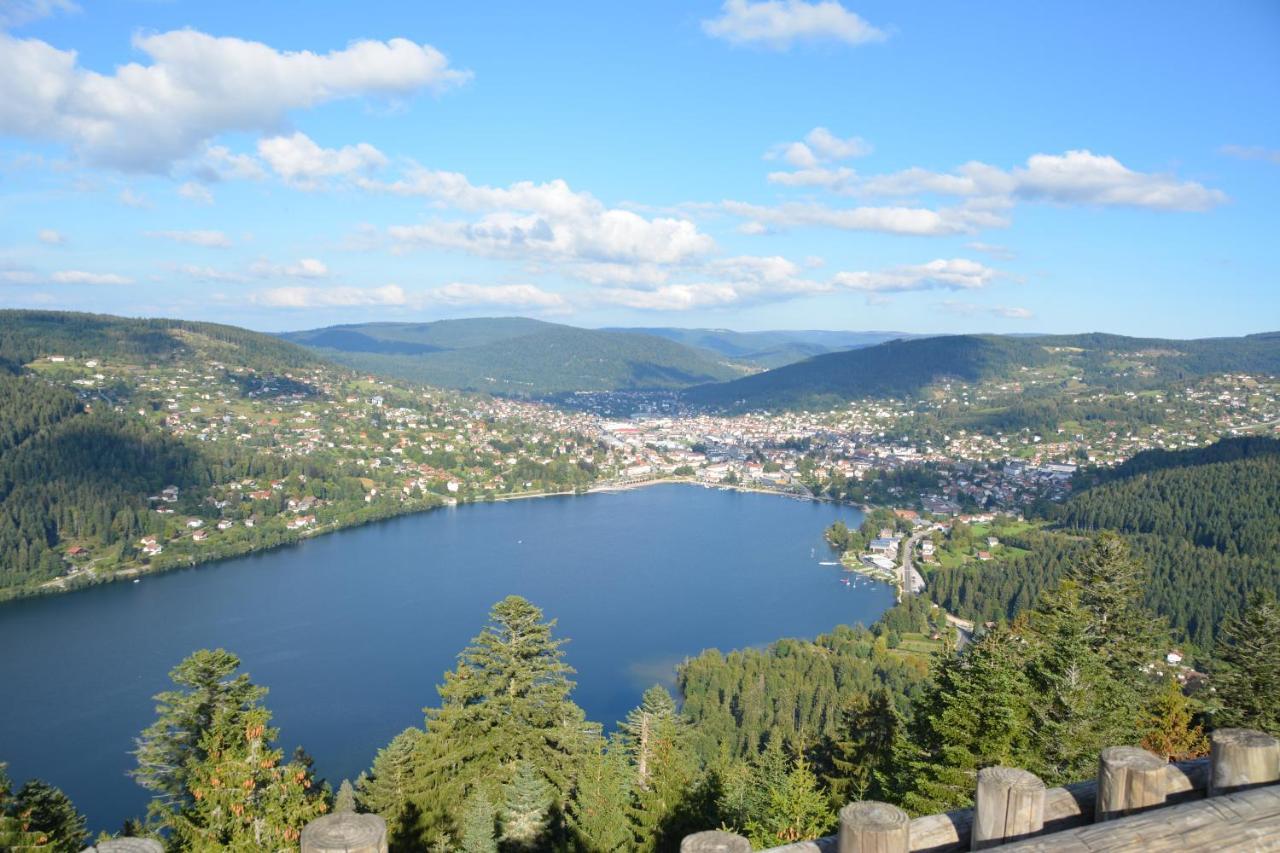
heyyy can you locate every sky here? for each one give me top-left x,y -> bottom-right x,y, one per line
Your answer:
1,0 -> 1278,337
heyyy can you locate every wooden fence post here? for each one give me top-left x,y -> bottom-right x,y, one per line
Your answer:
87,841 -> 164,853
971,766 -> 1045,850
1096,745 -> 1168,821
837,800 -> 910,853
679,830 -> 752,852
300,812 -> 388,853
1209,728 -> 1280,797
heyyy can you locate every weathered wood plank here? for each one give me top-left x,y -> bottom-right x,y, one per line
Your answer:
1096,746 -> 1167,821
992,783 -> 1280,852
681,830 -> 753,852
1210,728 -> 1280,797
837,801 -> 911,853
971,767 -> 1045,850
300,812 -> 388,853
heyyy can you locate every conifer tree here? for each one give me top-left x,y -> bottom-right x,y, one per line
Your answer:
1140,676 -> 1208,761
904,627 -> 1031,813
356,728 -> 429,846
500,760 -> 551,851
334,779 -> 357,814
824,688 -> 905,804
458,790 -> 498,853
1212,589 -> 1280,735
132,649 -> 267,817
744,757 -> 834,847
10,780 -> 87,853
421,596 -> 599,841
566,740 -> 632,853
620,686 -> 701,851
166,704 -> 327,850
1072,534 -> 1166,680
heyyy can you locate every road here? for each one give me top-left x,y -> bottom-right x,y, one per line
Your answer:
897,528 -> 929,602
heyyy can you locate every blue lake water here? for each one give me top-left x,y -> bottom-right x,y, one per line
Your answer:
0,484 -> 887,831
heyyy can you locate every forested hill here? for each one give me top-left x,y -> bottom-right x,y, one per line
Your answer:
928,437 -> 1280,647
683,330 -> 1280,411
610,327 -> 914,369
281,318 -> 748,395
0,310 -> 321,373
683,335 -> 1048,409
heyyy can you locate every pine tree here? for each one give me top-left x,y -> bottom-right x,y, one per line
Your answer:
334,779 -> 357,814
500,760 -> 551,851
356,728 -> 429,846
1140,676 -> 1208,761
1025,581 -> 1137,784
421,596 -> 600,842
458,790 -> 498,853
904,627 -> 1031,813
744,757 -> 834,847
132,649 -> 267,817
619,686 -> 701,851
1,764 -> 56,851
11,780 -> 87,853
1072,534 -> 1166,679
824,687 -> 905,805
1212,590 -> 1280,735
165,703 -> 327,851
566,740 -> 632,853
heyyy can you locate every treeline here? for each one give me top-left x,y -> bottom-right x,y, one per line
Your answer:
11,537 -> 1277,851
926,438 -> 1280,647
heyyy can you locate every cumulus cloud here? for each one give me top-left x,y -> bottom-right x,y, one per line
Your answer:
374,168 -> 715,265
595,283 -> 743,311
943,300 -> 1034,320
145,229 -> 233,248
703,0 -> 886,49
253,284 -> 406,308
832,258 -> 999,293
0,30 -> 469,170
258,132 -> 387,186
49,269 -> 132,284
37,228 -> 65,245
424,283 -> 566,310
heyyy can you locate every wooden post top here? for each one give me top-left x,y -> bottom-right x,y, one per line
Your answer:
300,812 -> 388,853
680,830 -> 753,853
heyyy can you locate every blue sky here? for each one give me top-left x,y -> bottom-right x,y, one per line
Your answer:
1,0 -> 1277,336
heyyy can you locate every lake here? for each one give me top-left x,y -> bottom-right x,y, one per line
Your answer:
0,484 -> 888,831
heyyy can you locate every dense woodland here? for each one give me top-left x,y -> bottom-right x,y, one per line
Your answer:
927,437 -> 1280,648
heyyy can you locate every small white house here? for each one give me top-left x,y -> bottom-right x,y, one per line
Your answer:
1166,650 -> 1184,665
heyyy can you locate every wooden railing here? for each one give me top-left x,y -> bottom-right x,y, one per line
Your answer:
680,727 -> 1280,852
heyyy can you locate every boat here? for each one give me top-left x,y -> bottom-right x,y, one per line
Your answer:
818,561 -> 839,566
132,579 -> 140,584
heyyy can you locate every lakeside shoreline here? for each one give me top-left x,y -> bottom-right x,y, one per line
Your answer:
5,476 -> 870,606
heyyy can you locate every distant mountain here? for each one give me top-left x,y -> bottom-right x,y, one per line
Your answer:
684,330 -> 1280,411
281,318 -> 749,396
684,335 -> 1045,409
609,327 -> 915,368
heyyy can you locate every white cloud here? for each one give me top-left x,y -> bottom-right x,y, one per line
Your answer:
703,0 -> 886,49
253,284 -> 406,308
844,151 -> 1223,212
119,188 -> 149,208
992,305 -> 1033,319
595,283 -> 743,311
772,127 -> 871,169
424,283 -> 566,309
249,258 -> 330,278
0,0 -> 77,28
178,264 -> 249,283
767,166 -> 857,190
258,132 -> 387,186
0,30 -> 469,170
375,168 -> 715,266
942,301 -> 1034,320
177,182 -> 214,204
195,145 -> 267,182
145,229 -> 233,249
37,228 -> 65,245
1220,144 -> 1280,165
49,269 -> 132,284
832,258 -> 999,293
722,199 -> 1004,236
